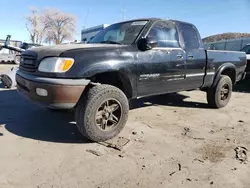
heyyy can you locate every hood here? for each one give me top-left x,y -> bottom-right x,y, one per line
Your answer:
24,43 -> 125,61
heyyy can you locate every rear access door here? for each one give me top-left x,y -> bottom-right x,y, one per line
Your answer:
176,22 -> 207,89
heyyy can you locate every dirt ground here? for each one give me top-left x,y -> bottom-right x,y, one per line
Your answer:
0,64 -> 250,188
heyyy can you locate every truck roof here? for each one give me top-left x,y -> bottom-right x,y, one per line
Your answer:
113,18 -> 193,26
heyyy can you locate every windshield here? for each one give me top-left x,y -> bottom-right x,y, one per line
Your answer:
88,20 -> 148,45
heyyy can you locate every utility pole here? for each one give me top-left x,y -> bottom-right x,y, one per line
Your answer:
83,8 -> 90,29
121,9 -> 127,21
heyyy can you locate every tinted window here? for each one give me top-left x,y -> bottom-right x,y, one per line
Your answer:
241,45 -> 250,54
179,23 -> 200,49
147,21 -> 179,48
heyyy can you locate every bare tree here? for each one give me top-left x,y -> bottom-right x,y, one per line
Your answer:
25,8 -> 45,44
43,9 -> 76,44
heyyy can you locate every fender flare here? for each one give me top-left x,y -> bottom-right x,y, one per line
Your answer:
85,69 -> 135,99
211,63 -> 236,87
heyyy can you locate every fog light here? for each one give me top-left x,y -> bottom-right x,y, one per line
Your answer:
36,88 -> 48,96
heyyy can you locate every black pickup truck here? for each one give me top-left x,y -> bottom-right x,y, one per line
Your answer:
16,18 -> 247,142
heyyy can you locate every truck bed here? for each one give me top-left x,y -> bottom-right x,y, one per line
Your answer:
206,50 -> 246,82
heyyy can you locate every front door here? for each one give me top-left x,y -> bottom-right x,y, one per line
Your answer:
137,21 -> 186,97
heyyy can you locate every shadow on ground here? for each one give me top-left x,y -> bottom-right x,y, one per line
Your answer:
0,89 -> 208,143
0,89 -> 90,144
130,92 -> 209,110
234,79 -> 250,93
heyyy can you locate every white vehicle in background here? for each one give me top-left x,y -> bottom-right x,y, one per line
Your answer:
0,35 -> 42,64
0,36 -> 22,64
241,44 -> 250,77
0,47 -> 17,63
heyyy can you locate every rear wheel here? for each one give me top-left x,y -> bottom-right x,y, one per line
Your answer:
75,84 -> 129,142
207,75 -> 232,108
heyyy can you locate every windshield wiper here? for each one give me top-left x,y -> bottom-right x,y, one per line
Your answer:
99,40 -> 123,45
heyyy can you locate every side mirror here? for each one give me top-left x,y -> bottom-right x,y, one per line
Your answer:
137,36 -> 158,51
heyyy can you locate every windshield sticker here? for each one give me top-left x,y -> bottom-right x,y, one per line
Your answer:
131,21 -> 148,26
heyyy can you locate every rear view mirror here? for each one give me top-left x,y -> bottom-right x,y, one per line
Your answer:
137,36 -> 158,51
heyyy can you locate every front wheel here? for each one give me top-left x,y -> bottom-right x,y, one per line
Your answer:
207,75 -> 232,108
75,84 -> 129,142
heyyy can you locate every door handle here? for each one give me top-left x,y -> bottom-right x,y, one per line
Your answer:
176,63 -> 185,67
176,54 -> 183,59
188,55 -> 193,59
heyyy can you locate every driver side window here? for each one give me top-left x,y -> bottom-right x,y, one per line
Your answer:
147,21 -> 180,48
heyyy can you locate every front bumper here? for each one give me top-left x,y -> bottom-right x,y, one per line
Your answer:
16,70 -> 90,109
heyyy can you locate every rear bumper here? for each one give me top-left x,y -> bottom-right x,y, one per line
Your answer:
16,70 -> 90,109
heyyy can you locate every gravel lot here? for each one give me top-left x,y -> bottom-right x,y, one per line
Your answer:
0,64 -> 250,188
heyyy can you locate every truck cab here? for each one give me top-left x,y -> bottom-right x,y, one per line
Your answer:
134,19 -> 209,97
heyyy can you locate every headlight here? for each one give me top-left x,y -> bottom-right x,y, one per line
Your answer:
38,57 -> 74,73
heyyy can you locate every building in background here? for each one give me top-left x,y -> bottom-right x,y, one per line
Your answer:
81,24 -> 109,43
204,37 -> 250,51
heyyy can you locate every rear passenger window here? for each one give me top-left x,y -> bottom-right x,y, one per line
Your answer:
179,23 -> 201,49
147,21 -> 179,48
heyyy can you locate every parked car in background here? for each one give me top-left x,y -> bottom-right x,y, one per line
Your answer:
16,18 -> 246,142
241,44 -> 250,77
0,35 -> 42,64
0,47 -> 17,63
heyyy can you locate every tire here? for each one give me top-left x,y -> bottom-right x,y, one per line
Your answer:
207,75 -> 232,108
14,55 -> 20,65
75,84 -> 129,142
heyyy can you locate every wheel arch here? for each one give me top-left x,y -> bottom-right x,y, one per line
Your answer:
87,71 -> 134,99
212,63 -> 236,87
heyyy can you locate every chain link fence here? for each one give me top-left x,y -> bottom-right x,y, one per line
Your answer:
204,37 -> 250,51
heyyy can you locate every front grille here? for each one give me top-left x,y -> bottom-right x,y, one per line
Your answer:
19,54 -> 37,72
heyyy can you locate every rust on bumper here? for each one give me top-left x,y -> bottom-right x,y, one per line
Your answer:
16,73 -> 87,109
